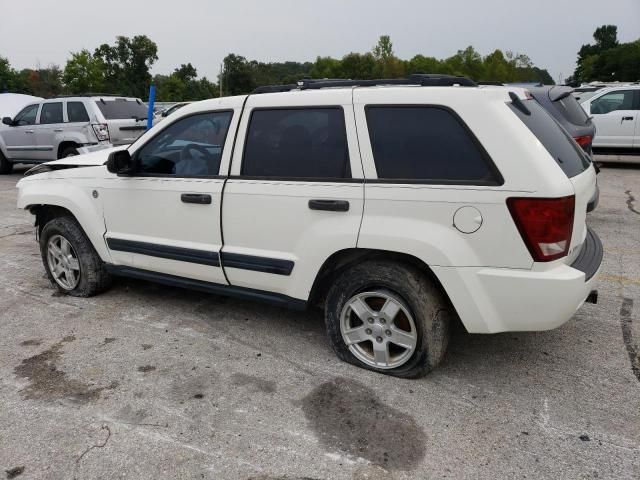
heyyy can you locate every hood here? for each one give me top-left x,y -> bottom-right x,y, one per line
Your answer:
0,93 -> 43,119
24,145 -> 127,177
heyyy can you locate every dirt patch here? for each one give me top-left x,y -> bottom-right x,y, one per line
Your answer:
138,365 -> 156,373
14,337 -> 115,404
141,344 -> 153,350
19,339 -> 41,347
230,373 -> 276,393
103,337 -> 116,344
301,377 -> 426,471
5,466 -> 25,479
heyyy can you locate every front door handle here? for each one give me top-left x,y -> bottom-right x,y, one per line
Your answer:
25,130 -> 34,134
308,199 -> 350,212
181,193 -> 212,205
53,128 -> 63,132
622,116 -> 634,122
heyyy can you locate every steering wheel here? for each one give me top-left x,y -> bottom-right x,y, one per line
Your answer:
180,143 -> 211,162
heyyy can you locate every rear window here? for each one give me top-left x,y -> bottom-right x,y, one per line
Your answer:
510,100 -> 591,178
554,95 -> 589,125
365,106 -> 500,184
95,99 -> 147,120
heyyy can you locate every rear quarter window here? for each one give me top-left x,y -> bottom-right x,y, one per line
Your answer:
510,100 -> 591,178
365,106 -> 501,185
95,99 -> 147,120
554,95 -> 589,126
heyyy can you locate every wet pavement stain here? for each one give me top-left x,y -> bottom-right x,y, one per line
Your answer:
14,336 -> 114,403
19,339 -> 41,347
137,365 -> 156,373
301,378 -> 426,471
141,344 -> 153,350
5,466 -> 25,479
230,373 -> 276,393
103,337 -> 117,344
620,298 -> 640,382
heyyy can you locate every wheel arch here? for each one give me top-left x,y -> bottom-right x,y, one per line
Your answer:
309,248 -> 460,323
57,141 -> 81,159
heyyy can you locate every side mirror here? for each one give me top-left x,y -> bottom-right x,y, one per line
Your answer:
2,117 -> 13,126
106,149 -> 134,174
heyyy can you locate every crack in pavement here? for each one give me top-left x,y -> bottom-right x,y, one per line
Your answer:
76,424 -> 111,464
625,190 -> 640,215
620,298 -> 640,382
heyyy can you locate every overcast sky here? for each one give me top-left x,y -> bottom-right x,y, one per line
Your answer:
1,0 -> 639,83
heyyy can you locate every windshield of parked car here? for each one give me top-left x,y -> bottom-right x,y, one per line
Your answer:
510,99 -> 591,178
95,99 -> 148,120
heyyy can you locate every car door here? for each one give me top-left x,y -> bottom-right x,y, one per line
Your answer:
634,91 -> 640,148
35,101 -> 64,161
588,89 -> 637,148
2,104 -> 40,160
100,104 -> 241,285
221,90 -> 364,302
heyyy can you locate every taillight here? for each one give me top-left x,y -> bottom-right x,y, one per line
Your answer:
574,135 -> 592,148
507,196 -> 575,262
91,123 -> 110,142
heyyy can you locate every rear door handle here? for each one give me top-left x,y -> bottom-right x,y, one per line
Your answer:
53,128 -> 63,132
622,116 -> 634,122
308,199 -> 350,212
181,193 -> 212,205
25,130 -> 34,134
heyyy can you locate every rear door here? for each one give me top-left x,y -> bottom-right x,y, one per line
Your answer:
35,101 -> 65,160
588,89 -> 637,147
94,98 -> 148,145
221,90 -> 364,301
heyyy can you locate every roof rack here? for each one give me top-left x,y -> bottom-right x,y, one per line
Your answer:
251,74 -> 476,94
49,93 -> 133,99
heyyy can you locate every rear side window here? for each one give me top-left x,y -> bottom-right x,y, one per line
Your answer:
67,102 -> 89,122
242,108 -> 350,178
510,100 -> 591,178
40,103 -> 63,124
95,99 -> 147,120
365,106 -> 499,184
554,95 -> 589,125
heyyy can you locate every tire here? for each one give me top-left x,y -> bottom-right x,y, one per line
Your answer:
0,151 -> 13,174
324,260 -> 452,378
39,216 -> 111,297
60,146 -> 79,158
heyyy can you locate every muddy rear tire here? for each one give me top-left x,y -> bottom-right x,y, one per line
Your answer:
324,260 -> 452,378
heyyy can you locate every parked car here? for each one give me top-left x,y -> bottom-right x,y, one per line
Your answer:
580,85 -> 640,153
152,102 -> 192,125
16,76 -> 602,378
0,95 -> 148,174
527,86 -> 596,156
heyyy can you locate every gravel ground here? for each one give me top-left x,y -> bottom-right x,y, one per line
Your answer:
0,161 -> 638,480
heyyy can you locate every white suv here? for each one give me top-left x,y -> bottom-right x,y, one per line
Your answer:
0,95 -> 148,174
16,76 -> 602,378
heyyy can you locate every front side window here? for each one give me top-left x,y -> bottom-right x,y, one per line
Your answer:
136,111 -> 233,176
590,90 -> 635,115
13,104 -> 39,126
67,102 -> 90,122
365,106 -> 499,184
242,108 -> 350,178
40,103 -> 64,124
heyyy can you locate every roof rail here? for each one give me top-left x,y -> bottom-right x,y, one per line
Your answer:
251,74 -> 476,94
48,93 -> 133,99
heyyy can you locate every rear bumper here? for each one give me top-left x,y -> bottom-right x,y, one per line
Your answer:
433,227 -> 603,333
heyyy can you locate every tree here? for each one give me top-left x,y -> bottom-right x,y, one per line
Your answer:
94,35 -> 158,98
573,25 -> 622,83
593,25 -> 618,51
371,35 -> 404,78
221,54 -> 255,95
63,50 -> 105,94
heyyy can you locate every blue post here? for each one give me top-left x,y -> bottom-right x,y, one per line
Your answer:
146,84 -> 156,130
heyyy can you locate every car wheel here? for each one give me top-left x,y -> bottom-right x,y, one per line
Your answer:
60,146 -> 79,158
0,151 -> 13,174
40,216 -> 111,297
324,260 -> 452,378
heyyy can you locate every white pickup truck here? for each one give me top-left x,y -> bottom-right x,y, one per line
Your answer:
16,76 -> 602,377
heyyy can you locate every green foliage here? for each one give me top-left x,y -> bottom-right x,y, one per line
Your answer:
154,63 -> 218,101
573,24 -> 639,83
63,50 -> 105,94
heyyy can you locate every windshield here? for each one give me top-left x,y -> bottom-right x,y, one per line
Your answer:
95,99 -> 148,120
510,99 -> 591,178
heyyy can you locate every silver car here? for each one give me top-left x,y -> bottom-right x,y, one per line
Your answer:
0,95 -> 148,174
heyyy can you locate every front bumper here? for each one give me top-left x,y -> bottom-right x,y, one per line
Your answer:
433,227 -> 603,333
